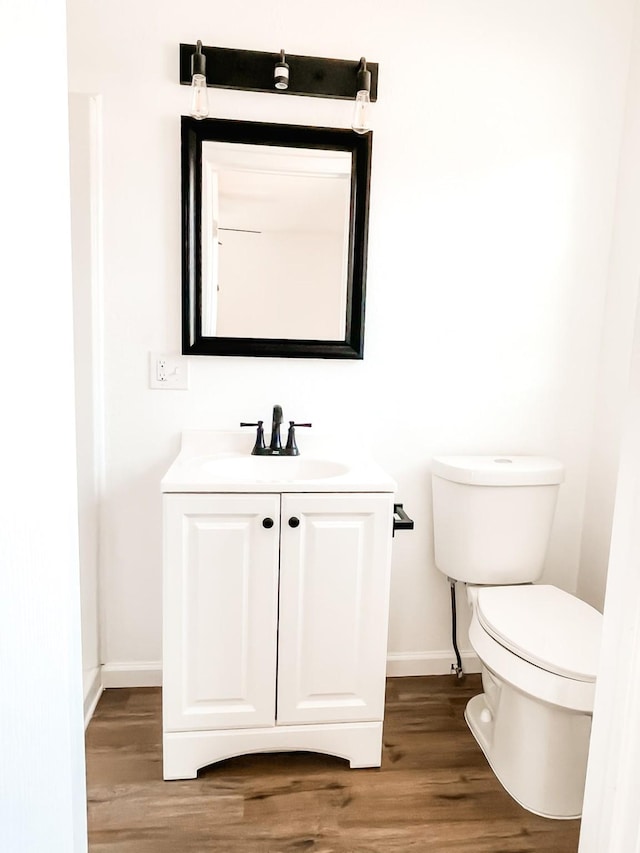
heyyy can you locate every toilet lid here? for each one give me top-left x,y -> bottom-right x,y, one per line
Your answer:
475,585 -> 602,682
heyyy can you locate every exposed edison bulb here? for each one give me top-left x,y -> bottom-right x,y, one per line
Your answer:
351,58 -> 372,134
190,40 -> 209,120
190,73 -> 209,120
351,90 -> 371,134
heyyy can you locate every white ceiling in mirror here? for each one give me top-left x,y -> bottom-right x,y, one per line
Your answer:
203,142 -> 351,233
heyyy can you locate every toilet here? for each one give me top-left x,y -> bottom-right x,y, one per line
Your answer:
431,455 -> 602,820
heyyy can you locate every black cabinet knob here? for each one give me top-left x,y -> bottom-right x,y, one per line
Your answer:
288,517 -> 300,528
262,517 -> 274,529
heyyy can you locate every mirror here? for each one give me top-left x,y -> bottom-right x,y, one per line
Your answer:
181,117 -> 372,358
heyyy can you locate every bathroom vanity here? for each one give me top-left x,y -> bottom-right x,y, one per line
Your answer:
161,430 -> 397,779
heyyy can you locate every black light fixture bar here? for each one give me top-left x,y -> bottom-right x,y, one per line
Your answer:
179,44 -> 378,102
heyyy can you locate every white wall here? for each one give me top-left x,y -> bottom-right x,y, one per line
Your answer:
218,231 -> 345,339
0,0 -> 87,849
66,0 -> 636,678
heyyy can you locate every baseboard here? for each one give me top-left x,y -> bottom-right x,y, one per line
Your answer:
83,666 -> 103,728
101,661 -> 163,688
386,650 -> 481,677
99,655 -> 478,689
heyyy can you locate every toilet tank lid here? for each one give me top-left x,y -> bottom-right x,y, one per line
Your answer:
476,585 -> 602,682
431,455 -> 565,486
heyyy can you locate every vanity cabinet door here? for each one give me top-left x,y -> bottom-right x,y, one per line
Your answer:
276,492 -> 394,726
163,493 -> 280,732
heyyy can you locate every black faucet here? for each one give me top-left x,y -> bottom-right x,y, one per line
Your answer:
270,405 -> 283,452
240,405 -> 312,455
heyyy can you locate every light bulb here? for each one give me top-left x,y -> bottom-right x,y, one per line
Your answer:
190,40 -> 209,120
351,57 -> 372,134
351,90 -> 371,134
190,73 -> 209,120
274,49 -> 290,91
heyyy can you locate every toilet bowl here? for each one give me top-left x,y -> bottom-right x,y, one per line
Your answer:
465,584 -> 601,819
431,455 -> 603,818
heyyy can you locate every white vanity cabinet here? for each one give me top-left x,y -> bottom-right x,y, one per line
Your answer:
162,489 -> 394,780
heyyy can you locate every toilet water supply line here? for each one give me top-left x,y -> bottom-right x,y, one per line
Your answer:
449,579 -> 464,677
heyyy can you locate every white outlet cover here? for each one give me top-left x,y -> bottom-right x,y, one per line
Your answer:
149,352 -> 189,390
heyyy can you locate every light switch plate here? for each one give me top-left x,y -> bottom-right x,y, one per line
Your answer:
149,352 -> 189,390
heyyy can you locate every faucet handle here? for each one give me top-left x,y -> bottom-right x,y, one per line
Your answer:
240,420 -> 266,455
285,421 -> 312,456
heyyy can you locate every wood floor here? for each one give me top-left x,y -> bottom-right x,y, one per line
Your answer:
85,676 -> 580,852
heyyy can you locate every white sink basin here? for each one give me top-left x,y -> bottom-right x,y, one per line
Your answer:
201,455 -> 350,483
161,431 -> 397,494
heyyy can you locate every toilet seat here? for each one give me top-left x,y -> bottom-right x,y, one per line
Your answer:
476,584 -> 601,682
468,612 -> 596,713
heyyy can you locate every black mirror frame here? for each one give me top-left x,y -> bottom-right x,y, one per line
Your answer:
181,116 -> 372,359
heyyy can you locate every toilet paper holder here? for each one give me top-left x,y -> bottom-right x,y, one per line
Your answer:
393,503 -> 414,536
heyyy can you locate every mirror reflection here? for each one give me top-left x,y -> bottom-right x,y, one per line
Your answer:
202,142 -> 352,340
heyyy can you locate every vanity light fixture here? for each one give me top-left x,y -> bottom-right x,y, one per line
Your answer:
274,49 -> 290,90
179,44 -> 378,113
351,57 -> 372,134
190,40 -> 209,120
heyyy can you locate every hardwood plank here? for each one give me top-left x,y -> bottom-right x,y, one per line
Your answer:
85,676 -> 580,852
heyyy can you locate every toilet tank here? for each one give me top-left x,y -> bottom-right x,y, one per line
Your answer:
431,456 -> 564,585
